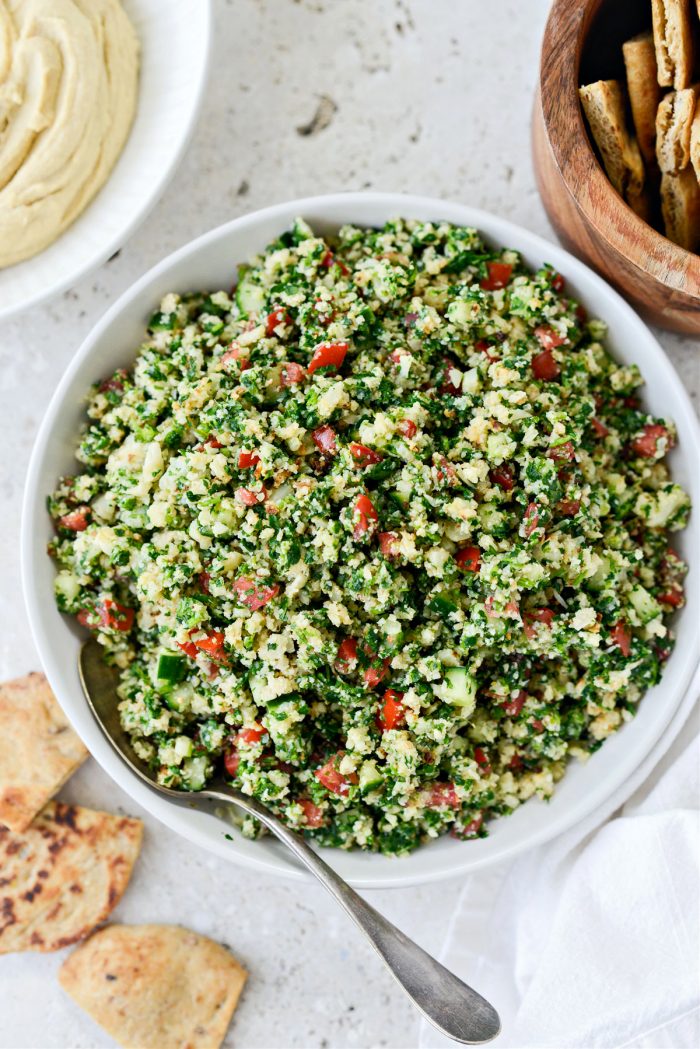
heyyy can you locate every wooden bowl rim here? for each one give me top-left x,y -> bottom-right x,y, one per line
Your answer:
540,0 -> 700,293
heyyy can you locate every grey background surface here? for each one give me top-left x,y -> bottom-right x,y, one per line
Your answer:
1,1 -> 697,1046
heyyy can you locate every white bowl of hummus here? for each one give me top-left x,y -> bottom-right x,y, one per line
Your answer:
0,0 -> 211,320
22,193 -> 700,888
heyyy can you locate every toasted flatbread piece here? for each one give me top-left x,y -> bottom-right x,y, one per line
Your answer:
652,0 -> 693,89
0,672 -> 88,833
661,167 -> 700,249
656,88 -> 697,172
0,802 -> 142,954
59,924 -> 247,1049
623,33 -> 662,166
690,103 -> 700,180
579,81 -> 646,207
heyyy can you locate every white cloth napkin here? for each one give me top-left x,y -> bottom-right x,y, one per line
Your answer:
419,667 -> 700,1049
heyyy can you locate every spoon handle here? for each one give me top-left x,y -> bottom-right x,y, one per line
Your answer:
217,790 -> 500,1045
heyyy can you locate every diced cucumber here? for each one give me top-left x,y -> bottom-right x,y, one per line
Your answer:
428,591 -> 459,616
433,667 -> 477,714
629,585 -> 662,624
163,684 -> 192,713
156,651 -> 186,687
54,571 -> 81,610
359,760 -> 383,793
235,269 -> 266,316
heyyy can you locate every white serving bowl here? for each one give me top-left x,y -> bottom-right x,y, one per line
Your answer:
0,0 -> 211,321
22,193 -> 700,888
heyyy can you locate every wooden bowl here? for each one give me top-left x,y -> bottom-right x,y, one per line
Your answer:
533,0 -> 700,334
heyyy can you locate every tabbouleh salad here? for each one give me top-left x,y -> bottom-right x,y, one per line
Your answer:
48,218 -> 690,855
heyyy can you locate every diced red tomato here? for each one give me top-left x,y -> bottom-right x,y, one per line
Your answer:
490,465 -> 515,491
349,442 -> 382,467
177,630 -> 227,662
398,419 -> 417,438
532,719 -> 545,732
235,487 -> 265,506
238,724 -> 267,745
575,303 -> 587,324
378,532 -> 399,558
475,339 -> 500,363
532,348 -> 561,380
473,747 -> 491,772
99,369 -> 128,394
59,508 -> 90,532
224,748 -> 240,777
435,456 -> 458,486
452,813 -> 483,839
308,341 -> 348,375
523,608 -> 555,640
591,417 -> 609,438
314,753 -> 357,796
352,494 -> 378,539
238,450 -> 260,469
265,307 -> 291,336
426,782 -> 461,809
502,690 -> 527,717
364,660 -> 390,689
378,689 -> 406,731
233,577 -> 280,611
455,545 -> 481,572
523,502 -> 539,537
480,261 -> 513,291
335,637 -> 358,673
548,441 -> 576,462
440,357 -> 462,396
631,424 -> 672,458
551,272 -> 565,293
280,361 -> 305,385
197,571 -> 211,594
312,425 -> 338,457
205,437 -> 223,449
177,639 -> 199,658
557,498 -> 580,517
320,250 -> 349,275
611,620 -> 632,657
299,798 -> 325,827
91,600 -> 134,632
222,344 -> 251,371
509,753 -> 524,772
534,325 -> 566,350
193,630 -> 227,660
658,589 -> 684,607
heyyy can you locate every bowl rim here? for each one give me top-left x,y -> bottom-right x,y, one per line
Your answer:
0,0 -> 214,322
21,191 -> 700,888
539,0 -> 700,292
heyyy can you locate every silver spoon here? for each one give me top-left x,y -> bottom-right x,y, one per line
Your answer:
79,639 -> 501,1045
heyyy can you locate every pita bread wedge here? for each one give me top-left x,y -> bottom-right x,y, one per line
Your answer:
0,802 -> 142,953
652,0 -> 693,89
59,924 -> 247,1049
623,33 -> 662,167
661,167 -> 700,249
579,81 -> 647,210
0,672 -> 88,832
690,102 -> 700,180
656,87 -> 697,172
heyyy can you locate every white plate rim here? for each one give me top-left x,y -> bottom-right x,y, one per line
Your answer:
0,0 -> 213,322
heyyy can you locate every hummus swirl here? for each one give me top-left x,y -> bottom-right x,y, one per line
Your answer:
0,0 -> 139,268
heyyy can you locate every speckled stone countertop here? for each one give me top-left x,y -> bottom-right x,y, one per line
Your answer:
1,1 -> 697,1046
